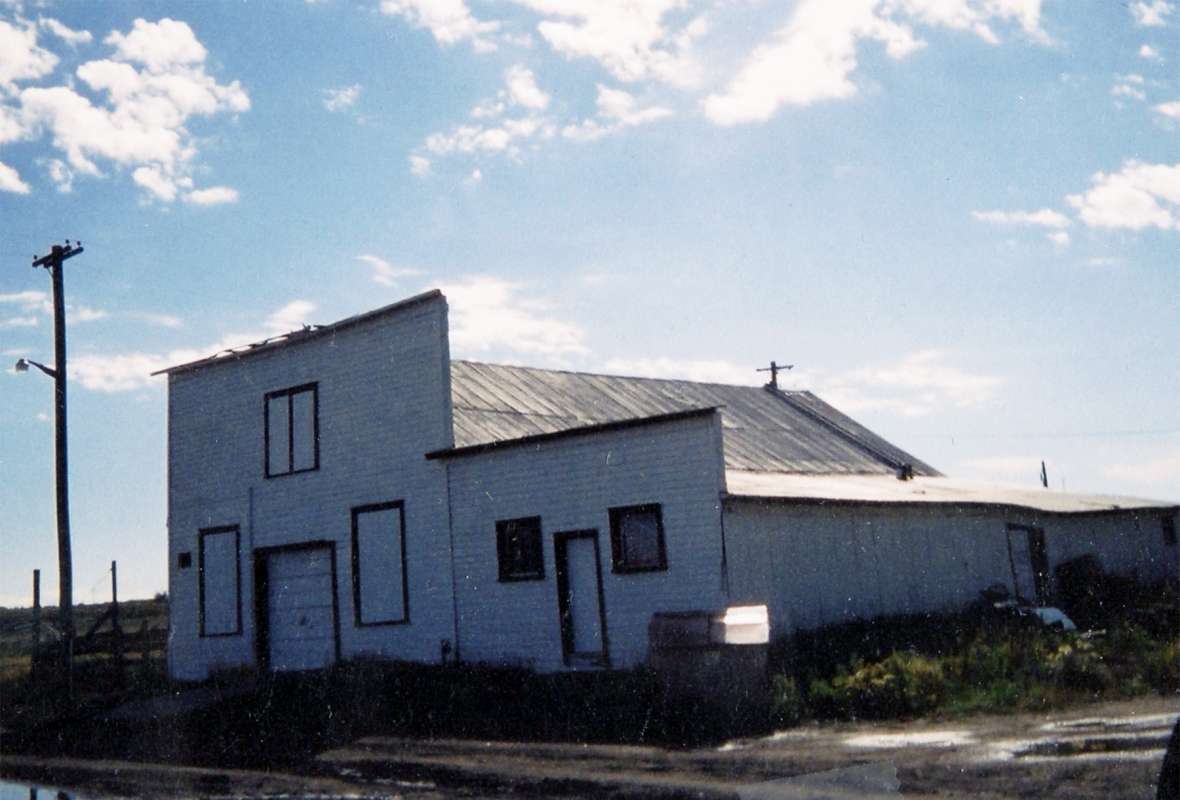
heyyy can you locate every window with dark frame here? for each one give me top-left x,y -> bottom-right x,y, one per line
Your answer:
496,516 -> 544,581
351,501 -> 409,626
1164,516 -> 1177,547
265,383 -> 319,477
609,504 -> 667,573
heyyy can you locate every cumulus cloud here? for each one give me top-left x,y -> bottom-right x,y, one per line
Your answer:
0,159 -> 29,193
1047,230 -> 1070,249
1139,44 -> 1163,61
1065,160 -> 1180,231
562,84 -> 672,142
816,349 -> 1004,418
971,208 -> 1071,228
38,17 -> 92,46
0,17 -> 58,92
703,0 -> 1048,126
442,275 -> 588,357
511,0 -> 706,87
69,300 -> 317,393
356,254 -> 423,287
1111,73 -> 1147,102
1155,100 -> 1180,118
323,83 -> 361,112
1129,1 -> 1174,27
4,17 -> 247,201
413,65 -> 558,168
379,0 -> 499,52
184,185 -> 239,205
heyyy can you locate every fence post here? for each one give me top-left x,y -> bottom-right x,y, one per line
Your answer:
31,569 -> 41,682
112,560 -> 124,688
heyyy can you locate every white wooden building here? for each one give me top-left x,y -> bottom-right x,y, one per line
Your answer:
160,291 -> 1179,680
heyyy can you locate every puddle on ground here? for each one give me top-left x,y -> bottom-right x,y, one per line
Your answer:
1039,712 -> 1179,733
0,780 -> 98,800
844,730 -> 976,749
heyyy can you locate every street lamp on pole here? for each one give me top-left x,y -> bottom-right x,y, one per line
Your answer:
21,240 -> 83,701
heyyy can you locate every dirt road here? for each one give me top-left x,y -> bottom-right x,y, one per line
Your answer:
3,696 -> 1176,798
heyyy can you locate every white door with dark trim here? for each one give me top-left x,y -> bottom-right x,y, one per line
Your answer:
266,547 -> 337,671
556,531 -> 607,665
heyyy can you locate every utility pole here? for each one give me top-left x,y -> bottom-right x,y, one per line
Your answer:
30,240 -> 83,700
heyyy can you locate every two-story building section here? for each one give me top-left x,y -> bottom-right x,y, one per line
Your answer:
159,290 -> 1179,681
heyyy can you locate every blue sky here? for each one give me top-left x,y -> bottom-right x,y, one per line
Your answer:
1,0 -> 1178,606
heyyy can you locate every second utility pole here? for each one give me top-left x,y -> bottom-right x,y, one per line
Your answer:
32,240 -> 83,700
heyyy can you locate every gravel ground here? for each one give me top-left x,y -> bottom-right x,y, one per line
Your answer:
2,695 -> 1177,799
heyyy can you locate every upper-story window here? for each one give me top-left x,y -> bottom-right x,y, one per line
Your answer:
496,516 -> 544,582
265,383 -> 319,477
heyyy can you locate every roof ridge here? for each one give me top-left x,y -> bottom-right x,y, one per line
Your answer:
453,358 -> 785,391
763,386 -> 912,474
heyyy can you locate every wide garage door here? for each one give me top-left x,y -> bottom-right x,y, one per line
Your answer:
262,544 -> 339,672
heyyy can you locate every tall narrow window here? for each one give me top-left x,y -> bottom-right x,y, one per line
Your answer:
199,526 -> 241,637
609,504 -> 667,573
265,383 -> 318,477
351,501 -> 409,626
1164,516 -> 1177,547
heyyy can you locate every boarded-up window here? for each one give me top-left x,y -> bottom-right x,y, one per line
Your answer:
496,516 -> 544,581
265,383 -> 318,477
199,526 -> 241,637
609,504 -> 667,573
351,502 -> 408,625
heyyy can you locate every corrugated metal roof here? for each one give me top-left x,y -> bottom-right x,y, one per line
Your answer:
724,470 -> 1177,513
450,361 -> 941,476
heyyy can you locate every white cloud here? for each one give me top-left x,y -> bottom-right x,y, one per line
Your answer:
379,0 -> 499,51
504,65 -> 549,110
703,0 -> 1047,126
11,17 -> 249,202
960,455 -> 1046,481
356,254 -> 423,286
69,300 -> 317,393
104,17 -> 207,71
0,315 -> 37,328
601,356 -> 758,386
1047,230 -> 1070,249
442,275 -> 587,357
41,157 -> 73,192
1104,449 -> 1180,488
128,311 -> 183,328
971,208 -> 1070,228
1065,160 -> 1180,231
0,290 -> 48,309
184,185 -> 239,205
1139,44 -> 1163,61
68,305 -> 108,323
0,159 -> 29,193
562,84 -> 672,141
36,411 -> 50,423
1111,73 -> 1147,101
323,83 -> 361,112
511,0 -> 705,87
0,17 -> 58,92
38,17 -> 92,46
1129,1 -> 1174,27
817,349 -> 1004,418
1155,100 -> 1180,118
409,154 -> 432,176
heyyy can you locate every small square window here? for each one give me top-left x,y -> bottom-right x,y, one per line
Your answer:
496,517 -> 544,581
609,504 -> 667,573
265,383 -> 319,477
178,551 -> 192,569
1164,516 -> 1177,547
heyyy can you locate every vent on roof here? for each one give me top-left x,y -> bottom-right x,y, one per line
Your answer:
896,463 -> 914,481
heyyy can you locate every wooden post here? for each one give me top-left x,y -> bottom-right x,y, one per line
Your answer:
112,560 -> 124,687
32,569 -> 41,681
